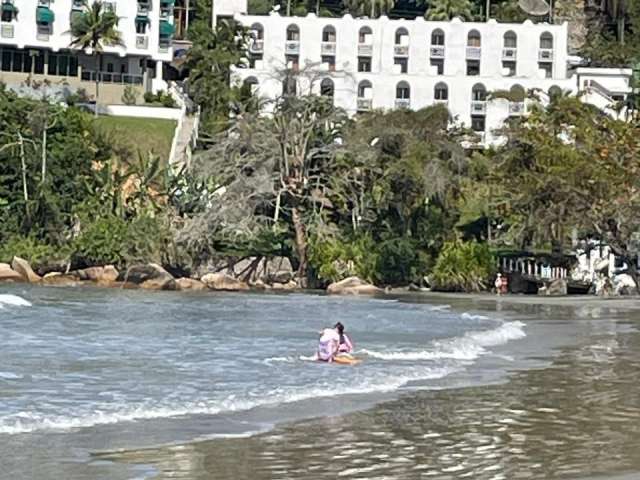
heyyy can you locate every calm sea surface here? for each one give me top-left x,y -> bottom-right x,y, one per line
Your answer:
1,286 -> 639,479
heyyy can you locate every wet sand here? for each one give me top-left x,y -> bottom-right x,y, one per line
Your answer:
98,296 -> 640,480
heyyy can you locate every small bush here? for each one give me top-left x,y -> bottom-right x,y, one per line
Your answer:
0,235 -> 69,268
309,234 -> 379,285
122,86 -> 139,106
143,90 -> 177,108
430,240 -> 496,292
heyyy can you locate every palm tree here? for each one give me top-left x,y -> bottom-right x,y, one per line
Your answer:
604,0 -> 628,44
343,0 -> 395,18
424,0 -> 474,20
69,0 -> 123,116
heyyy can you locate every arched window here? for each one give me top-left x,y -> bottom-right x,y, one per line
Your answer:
434,82 -> 448,101
243,76 -> 259,95
471,83 -> 487,101
549,85 -> 562,100
503,31 -> 517,48
358,79 -> 372,98
467,30 -> 481,47
540,32 -> 553,49
286,24 -> 300,41
431,28 -> 445,46
359,26 -> 372,44
322,25 -> 336,43
320,78 -> 334,97
395,27 -> 409,45
250,23 -> 264,40
396,81 -> 410,99
510,84 -> 525,102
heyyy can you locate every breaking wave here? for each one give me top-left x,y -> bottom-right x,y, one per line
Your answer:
0,294 -> 31,308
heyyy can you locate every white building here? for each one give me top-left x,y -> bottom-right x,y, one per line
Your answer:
0,0 -> 176,103
219,0 -> 633,145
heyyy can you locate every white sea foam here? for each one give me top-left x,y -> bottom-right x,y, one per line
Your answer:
0,364 -> 455,435
461,312 -> 490,321
262,356 -> 296,365
0,372 -> 23,380
0,294 -> 32,307
361,321 -> 526,362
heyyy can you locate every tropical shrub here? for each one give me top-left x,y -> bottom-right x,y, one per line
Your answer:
308,234 -> 379,285
375,238 -> 431,286
430,240 -> 495,292
0,235 -> 69,267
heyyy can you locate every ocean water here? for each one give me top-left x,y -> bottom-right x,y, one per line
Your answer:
0,285 -> 559,479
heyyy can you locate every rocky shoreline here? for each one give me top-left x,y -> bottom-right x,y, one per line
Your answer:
0,256 -> 382,296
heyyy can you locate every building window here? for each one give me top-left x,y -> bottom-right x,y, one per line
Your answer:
47,52 -> 79,77
286,24 -> 300,41
320,78 -> 334,98
467,30 -> 481,47
471,115 -> 485,132
471,83 -> 487,101
395,27 -> 408,45
1,2 -> 17,22
251,23 -> 264,40
358,80 -> 372,98
243,76 -> 259,95
285,54 -> 299,72
394,57 -> 408,74
504,31 -> 517,48
358,26 -> 372,44
396,81 -> 410,99
540,32 -> 553,49
135,17 -> 149,35
430,59 -> 444,75
321,55 -> 335,72
503,61 -> 516,76
358,56 -> 371,72
431,29 -> 445,46
434,82 -> 448,100
467,61 -> 480,76
539,62 -> 552,78
322,25 -> 336,43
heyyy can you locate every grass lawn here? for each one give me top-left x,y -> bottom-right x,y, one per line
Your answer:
94,116 -> 177,163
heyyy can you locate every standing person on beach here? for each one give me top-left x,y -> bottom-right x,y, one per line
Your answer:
494,273 -> 503,296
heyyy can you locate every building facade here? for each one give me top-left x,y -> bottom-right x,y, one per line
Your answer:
0,0 -> 176,104
220,0 -> 632,145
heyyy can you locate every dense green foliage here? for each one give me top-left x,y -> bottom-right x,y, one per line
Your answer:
430,240 -> 495,291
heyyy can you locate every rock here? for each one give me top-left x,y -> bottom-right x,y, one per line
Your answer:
264,257 -> 294,284
125,263 -> 176,291
102,265 -> 119,283
201,273 -> 250,291
74,266 -> 104,281
538,278 -> 567,296
176,278 -> 207,291
271,280 -> 298,291
11,257 -> 41,283
41,273 -> 80,287
327,276 -> 383,296
0,263 -> 25,282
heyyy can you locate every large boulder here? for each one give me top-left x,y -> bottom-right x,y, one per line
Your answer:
101,265 -> 119,283
125,264 -> 176,291
538,278 -> 568,296
327,276 -> 383,296
201,273 -> 250,291
11,257 -> 41,283
74,265 -> 120,284
0,263 -> 25,283
176,278 -> 207,291
264,257 -> 294,284
41,272 -> 80,287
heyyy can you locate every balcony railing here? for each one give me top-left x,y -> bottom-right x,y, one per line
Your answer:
395,98 -> 411,109
538,48 -> 553,62
358,44 -> 373,56
249,39 -> 264,53
136,35 -> 149,49
36,32 -> 50,41
394,45 -> 409,57
471,100 -> 487,114
0,23 -> 14,39
509,101 -> 526,115
357,98 -> 372,111
81,71 -> 144,85
434,99 -> 448,106
321,42 -> 336,55
285,40 -> 300,54
502,47 -> 517,61
466,46 -> 481,60
430,45 -> 445,58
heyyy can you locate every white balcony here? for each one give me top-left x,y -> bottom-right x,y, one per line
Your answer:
509,101 -> 526,115
135,35 -> 149,49
466,46 -> 481,60
538,48 -> 553,62
430,45 -> 445,58
394,45 -> 409,57
357,98 -> 372,111
502,47 -> 517,61
358,44 -> 373,56
471,100 -> 487,114
434,99 -> 448,106
250,40 -> 264,54
285,41 -> 300,54
321,42 -> 336,55
36,32 -> 50,41
0,23 -> 13,38
395,98 -> 411,109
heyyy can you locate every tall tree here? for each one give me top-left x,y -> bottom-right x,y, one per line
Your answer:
344,0 -> 395,18
424,0 -> 475,20
69,0 -> 123,116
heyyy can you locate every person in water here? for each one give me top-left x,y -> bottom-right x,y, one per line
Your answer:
334,322 -> 354,355
316,327 -> 340,362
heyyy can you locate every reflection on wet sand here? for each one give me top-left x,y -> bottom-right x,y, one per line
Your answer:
99,315 -> 640,480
